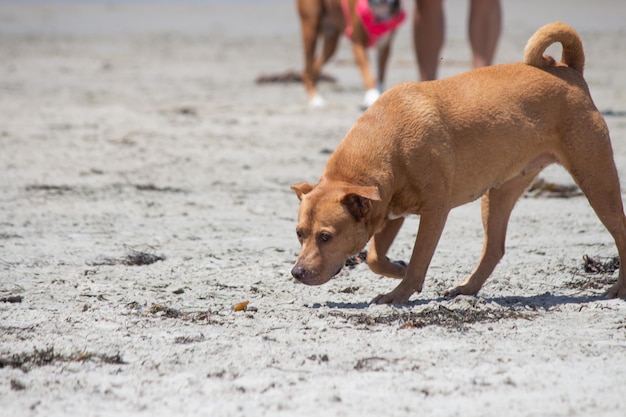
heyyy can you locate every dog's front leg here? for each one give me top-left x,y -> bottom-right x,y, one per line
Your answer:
367,217 -> 406,278
372,210 -> 449,304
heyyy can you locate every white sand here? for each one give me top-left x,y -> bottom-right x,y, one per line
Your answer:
1,1 -> 626,416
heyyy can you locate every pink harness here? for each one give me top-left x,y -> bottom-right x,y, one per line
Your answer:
342,0 -> 406,47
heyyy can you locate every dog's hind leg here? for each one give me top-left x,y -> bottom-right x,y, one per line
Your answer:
367,217 -> 407,278
445,167 -> 543,297
559,121 -> 626,298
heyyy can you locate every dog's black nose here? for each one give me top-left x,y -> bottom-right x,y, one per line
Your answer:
291,265 -> 306,280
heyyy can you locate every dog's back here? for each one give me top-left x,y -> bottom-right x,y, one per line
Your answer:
327,23 -> 602,210
364,22 -> 594,145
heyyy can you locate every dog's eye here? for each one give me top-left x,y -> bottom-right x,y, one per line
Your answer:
318,231 -> 332,243
296,230 -> 304,241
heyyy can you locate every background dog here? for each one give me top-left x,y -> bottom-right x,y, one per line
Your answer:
297,0 -> 405,108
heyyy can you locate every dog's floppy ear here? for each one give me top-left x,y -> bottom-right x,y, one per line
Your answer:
341,185 -> 381,221
291,182 -> 315,201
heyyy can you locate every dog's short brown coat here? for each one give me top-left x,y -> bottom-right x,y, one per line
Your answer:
291,22 -> 626,304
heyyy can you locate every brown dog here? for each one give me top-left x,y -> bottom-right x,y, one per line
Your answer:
291,22 -> 626,304
297,0 -> 405,108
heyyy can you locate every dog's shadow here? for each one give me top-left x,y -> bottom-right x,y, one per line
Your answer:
313,292 -> 608,310
485,292 -> 606,309
312,298 -> 441,310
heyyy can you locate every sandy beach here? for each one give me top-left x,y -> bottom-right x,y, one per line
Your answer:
1,1 -> 626,416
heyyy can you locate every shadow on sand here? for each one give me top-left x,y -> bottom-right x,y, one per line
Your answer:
309,292 -> 609,311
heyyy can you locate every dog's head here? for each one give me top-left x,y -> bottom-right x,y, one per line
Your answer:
290,180 -> 381,286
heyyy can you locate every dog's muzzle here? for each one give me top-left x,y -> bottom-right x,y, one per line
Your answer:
291,264 -> 343,285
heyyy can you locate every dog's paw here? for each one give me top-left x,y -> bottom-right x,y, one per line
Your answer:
444,284 -> 480,298
308,94 -> 326,108
367,256 -> 407,279
387,259 -> 408,278
371,287 -> 413,305
443,286 -> 462,298
361,88 -> 380,109
604,283 -> 626,299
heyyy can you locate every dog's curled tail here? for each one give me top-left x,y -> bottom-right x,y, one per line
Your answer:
523,22 -> 584,74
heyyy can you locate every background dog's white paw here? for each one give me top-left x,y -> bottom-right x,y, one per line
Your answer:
362,88 -> 380,108
308,94 -> 326,108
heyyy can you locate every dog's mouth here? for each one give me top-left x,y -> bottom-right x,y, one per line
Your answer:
332,264 -> 343,278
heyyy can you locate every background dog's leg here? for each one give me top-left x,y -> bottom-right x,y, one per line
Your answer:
298,0 -> 323,106
376,32 -> 395,93
367,217 -> 406,278
351,42 -> 379,108
312,26 -> 341,89
373,210 -> 449,304
445,169 -> 542,297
